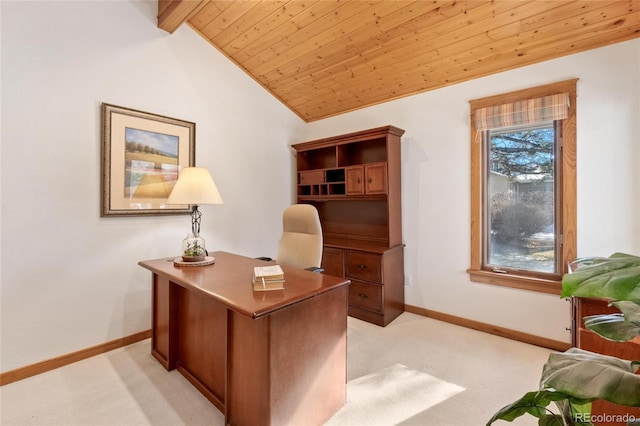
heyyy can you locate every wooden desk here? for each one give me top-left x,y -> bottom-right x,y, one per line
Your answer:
139,251 -> 350,426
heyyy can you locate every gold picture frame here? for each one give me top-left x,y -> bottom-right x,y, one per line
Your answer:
101,103 -> 195,216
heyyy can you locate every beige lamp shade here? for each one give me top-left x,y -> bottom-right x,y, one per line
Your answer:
166,167 -> 224,205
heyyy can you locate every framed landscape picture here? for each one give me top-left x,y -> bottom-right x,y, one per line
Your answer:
101,103 -> 195,216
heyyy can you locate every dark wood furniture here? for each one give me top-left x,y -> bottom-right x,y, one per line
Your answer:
572,297 -> 640,425
292,126 -> 405,326
139,251 -> 349,426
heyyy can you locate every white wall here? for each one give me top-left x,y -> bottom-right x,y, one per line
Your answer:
0,1 -> 305,373
304,39 -> 640,344
2,0 -> 638,374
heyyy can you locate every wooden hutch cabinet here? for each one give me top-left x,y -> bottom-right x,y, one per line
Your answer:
292,126 -> 405,326
572,297 -> 640,424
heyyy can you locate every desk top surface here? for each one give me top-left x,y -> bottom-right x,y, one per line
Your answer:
139,251 -> 349,319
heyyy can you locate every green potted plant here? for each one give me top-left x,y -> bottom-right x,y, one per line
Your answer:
487,253 -> 640,426
182,239 -> 206,262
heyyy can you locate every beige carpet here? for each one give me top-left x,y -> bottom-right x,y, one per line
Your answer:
0,313 -> 550,425
326,364 -> 464,425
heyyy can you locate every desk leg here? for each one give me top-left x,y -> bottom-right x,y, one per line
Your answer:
151,274 -> 177,370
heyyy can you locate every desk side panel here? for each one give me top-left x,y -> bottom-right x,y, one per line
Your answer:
227,286 -> 348,426
270,285 -> 348,426
227,311 -> 270,425
175,285 -> 227,410
382,245 -> 405,326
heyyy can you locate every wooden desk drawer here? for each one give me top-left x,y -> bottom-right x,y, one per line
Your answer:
349,280 -> 382,313
299,170 -> 325,184
345,251 -> 382,282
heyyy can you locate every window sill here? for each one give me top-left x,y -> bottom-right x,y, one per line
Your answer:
467,269 -> 562,295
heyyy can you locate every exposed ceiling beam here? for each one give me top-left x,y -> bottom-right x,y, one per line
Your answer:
157,0 -> 206,34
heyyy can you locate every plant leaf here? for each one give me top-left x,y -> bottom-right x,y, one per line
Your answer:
551,399 -> 593,426
541,348 -> 640,407
584,314 -> 640,342
612,300 -> 640,324
584,301 -> 640,341
561,253 -> 640,302
568,401 -> 593,426
485,390 -> 568,425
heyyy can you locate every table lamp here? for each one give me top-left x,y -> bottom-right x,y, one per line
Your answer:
166,167 -> 223,260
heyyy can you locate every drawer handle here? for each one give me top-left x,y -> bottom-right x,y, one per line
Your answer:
357,177 -> 361,184
358,293 -> 368,299
358,264 -> 367,269
368,177 -> 372,183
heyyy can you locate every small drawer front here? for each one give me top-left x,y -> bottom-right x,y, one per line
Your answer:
349,280 -> 383,313
299,170 -> 325,184
345,251 -> 382,283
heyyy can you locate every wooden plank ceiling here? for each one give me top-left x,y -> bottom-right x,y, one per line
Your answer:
158,1 -> 640,122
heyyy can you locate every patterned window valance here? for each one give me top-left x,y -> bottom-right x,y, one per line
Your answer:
475,93 -> 570,132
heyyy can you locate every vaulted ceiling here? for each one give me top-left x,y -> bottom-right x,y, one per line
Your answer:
158,1 -> 640,122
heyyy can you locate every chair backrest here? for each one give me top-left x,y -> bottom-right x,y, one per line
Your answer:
276,204 -> 323,270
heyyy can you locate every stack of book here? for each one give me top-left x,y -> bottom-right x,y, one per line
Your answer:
252,265 -> 285,291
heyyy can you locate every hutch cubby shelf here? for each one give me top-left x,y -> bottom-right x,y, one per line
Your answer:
292,125 -> 405,326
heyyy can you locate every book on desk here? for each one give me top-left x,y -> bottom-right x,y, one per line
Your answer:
252,265 -> 285,291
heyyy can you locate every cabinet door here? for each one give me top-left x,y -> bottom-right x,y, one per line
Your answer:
365,163 -> 387,194
345,166 -> 364,195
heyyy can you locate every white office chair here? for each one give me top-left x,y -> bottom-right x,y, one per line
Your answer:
260,204 -> 324,272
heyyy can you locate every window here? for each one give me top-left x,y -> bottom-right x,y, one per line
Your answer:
468,80 -> 577,295
487,123 -> 559,275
